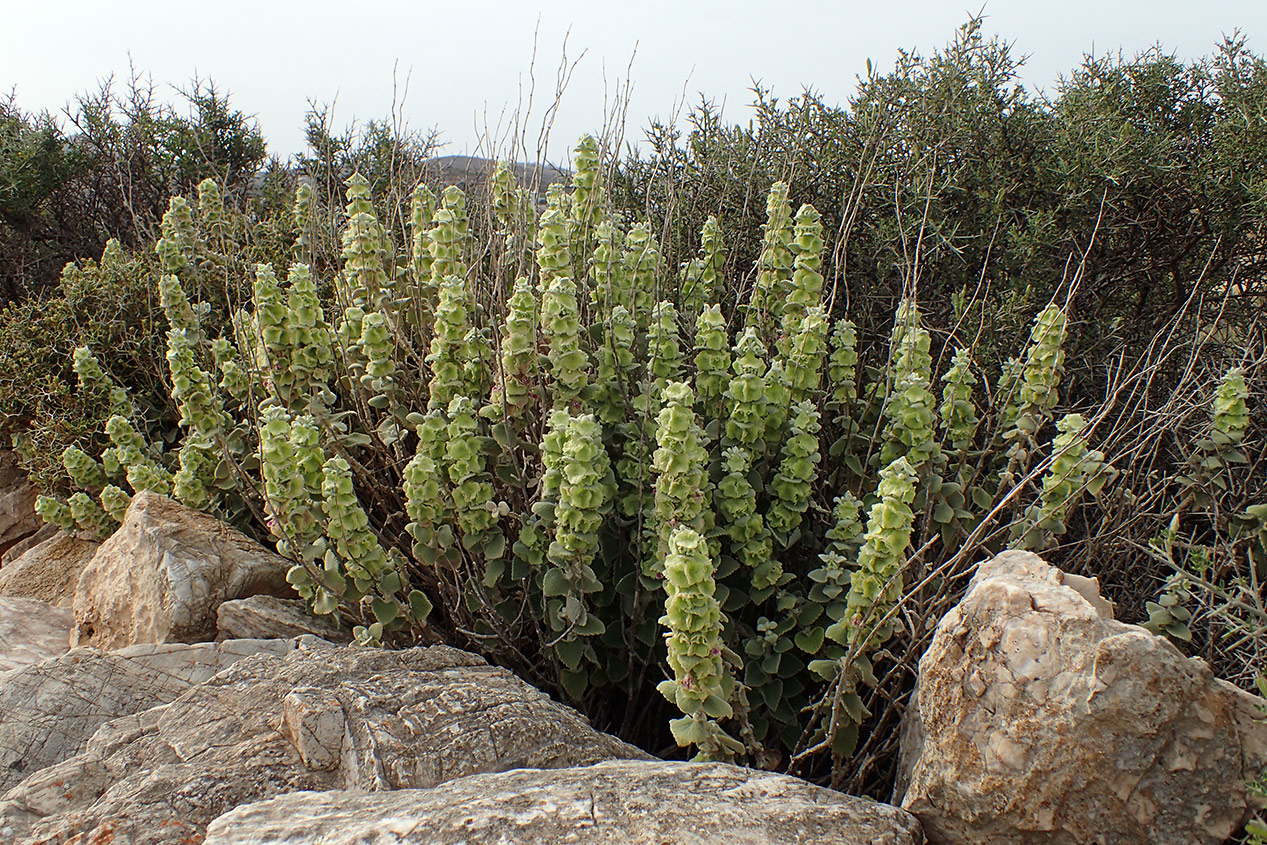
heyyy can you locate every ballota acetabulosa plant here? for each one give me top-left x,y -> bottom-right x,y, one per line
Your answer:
40,132 -> 1255,774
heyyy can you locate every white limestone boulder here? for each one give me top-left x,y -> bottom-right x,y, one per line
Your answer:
204,760 -> 924,845
0,637 -> 300,792
0,530 -> 100,607
0,596 -> 71,673
71,491 -> 293,649
0,640 -> 650,844
897,549 -> 1267,845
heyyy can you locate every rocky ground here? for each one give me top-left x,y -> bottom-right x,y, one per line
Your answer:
0,459 -> 1261,843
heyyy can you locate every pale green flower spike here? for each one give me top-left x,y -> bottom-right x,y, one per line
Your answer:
1012,413 -> 1108,550
72,346 -> 132,418
426,274 -> 471,411
624,223 -> 661,329
680,216 -> 725,320
747,181 -> 794,338
166,327 -> 228,441
540,275 -> 589,408
647,301 -> 683,403
786,306 -> 829,404
568,136 -> 607,273
657,525 -> 743,762
155,195 -> 196,275
880,299 -> 937,470
404,410 -> 454,567
829,456 -> 919,651
62,445 -> 107,491
715,446 -> 776,590
762,360 -> 792,444
536,189 -> 573,291
491,162 -> 533,260
430,185 -> 471,287
285,264 -> 336,409
340,172 -> 389,309
253,263 -> 295,402
321,455 -> 419,644
940,348 -> 980,454
407,181 -> 439,341
158,273 -> 201,339
693,305 -> 732,425
101,238 -> 123,269
103,415 -> 171,496
590,220 -> 629,312
1212,367 -> 1250,447
197,178 -> 225,236
485,277 -> 540,421
651,382 -> 712,577
515,409 -> 569,571
828,319 -> 859,411
1004,303 -> 1068,436
444,396 -> 503,560
784,204 -> 824,332
821,492 -> 866,569
292,181 -> 315,255
35,496 -> 75,532
724,329 -> 769,450
172,435 -> 219,511
211,337 -> 250,404
767,401 -> 823,544
595,304 -> 636,426
100,485 -> 131,524
544,412 -> 615,665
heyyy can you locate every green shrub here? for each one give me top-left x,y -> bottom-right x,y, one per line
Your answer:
7,27 -> 1264,809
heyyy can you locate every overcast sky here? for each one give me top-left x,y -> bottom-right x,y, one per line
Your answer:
5,1 -> 1265,165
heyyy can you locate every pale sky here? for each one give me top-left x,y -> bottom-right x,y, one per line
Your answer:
5,1 -> 1265,166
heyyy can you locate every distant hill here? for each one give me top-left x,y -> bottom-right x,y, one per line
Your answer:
420,155 -> 570,203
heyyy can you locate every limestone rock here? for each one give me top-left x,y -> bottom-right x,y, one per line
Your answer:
0,523 -> 56,568
0,641 -> 649,844
0,596 -> 71,673
0,451 -> 40,560
71,491 -> 293,649
897,549 -> 1267,845
205,760 -> 924,844
217,594 -> 350,642
0,530 -> 100,607
0,638 -> 299,792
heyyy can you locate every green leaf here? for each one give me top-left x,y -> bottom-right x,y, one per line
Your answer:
669,716 -> 709,747
795,627 -> 824,654
560,668 -> 589,700
379,571 -> 402,595
808,658 -> 840,680
554,637 -> 586,671
841,691 -> 866,723
371,597 -> 398,624
542,568 -> 570,597
407,589 -> 433,622
831,722 -> 859,757
482,532 -> 507,561
701,692 -> 733,720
